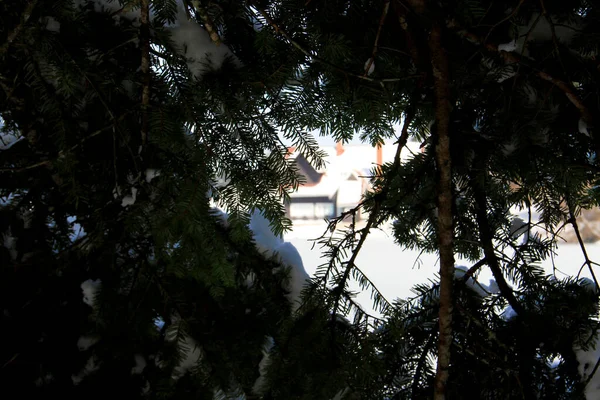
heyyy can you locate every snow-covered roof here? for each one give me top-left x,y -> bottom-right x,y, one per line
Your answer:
290,174 -> 339,199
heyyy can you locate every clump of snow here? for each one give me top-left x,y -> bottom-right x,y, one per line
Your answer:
496,66 -> 517,83
141,380 -> 151,395
78,0 -> 236,78
250,211 -> 283,255
332,387 -> 351,400
250,211 -> 310,311
502,305 -> 518,320
34,373 -> 54,387
44,16 -> 61,32
575,332 -> 600,399
0,131 -> 23,150
131,354 -> 146,374
166,0 -> 235,78
121,187 -> 138,207
487,279 -> 499,294
2,230 -> 17,261
581,277 -> 599,294
71,355 -> 100,385
454,265 -> 468,277
113,186 -> 121,199
498,40 -> 517,52
145,168 -> 161,183
454,265 -> 499,297
77,335 -> 99,351
121,79 -> 135,97
81,279 -> 101,308
67,216 -> 86,242
501,141 -> 518,156
153,317 -> 165,330
579,119 -> 590,137
509,217 -> 529,239
364,58 -> 375,76
252,336 -> 274,395
210,207 -> 230,228
173,335 -> 202,377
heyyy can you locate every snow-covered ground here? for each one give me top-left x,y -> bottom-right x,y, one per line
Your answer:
285,220 -> 600,316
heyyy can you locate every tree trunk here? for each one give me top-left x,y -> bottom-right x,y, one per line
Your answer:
428,21 -> 455,400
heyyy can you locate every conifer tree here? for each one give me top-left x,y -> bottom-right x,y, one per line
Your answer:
1,0 -> 600,399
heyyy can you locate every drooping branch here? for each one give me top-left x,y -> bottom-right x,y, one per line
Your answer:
330,201 -> 380,318
428,20 -> 455,400
471,157 -> 526,317
447,20 -> 594,127
324,99 -> 416,320
461,257 -> 487,282
247,0 -> 423,84
140,0 -> 151,146
412,328 -> 438,397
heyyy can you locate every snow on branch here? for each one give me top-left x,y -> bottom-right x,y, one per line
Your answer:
447,19 -> 594,130
75,0 -> 235,78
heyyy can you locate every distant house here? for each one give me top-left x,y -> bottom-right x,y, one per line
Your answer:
285,140 -> 422,221
285,145 -> 369,220
285,153 -> 338,220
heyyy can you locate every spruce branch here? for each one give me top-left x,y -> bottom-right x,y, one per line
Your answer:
364,0 -> 391,77
473,185 -> 525,316
566,198 -> 600,291
392,91 -> 418,170
0,0 -> 38,57
189,0 -> 222,45
140,0 -> 151,146
460,257 -> 487,282
248,1 -> 422,84
330,201 -> 380,318
428,19 -> 455,400
412,328 -> 437,398
447,20 -> 595,129
323,103 -> 415,320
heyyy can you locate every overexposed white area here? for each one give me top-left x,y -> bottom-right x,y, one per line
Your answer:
286,221 -> 600,316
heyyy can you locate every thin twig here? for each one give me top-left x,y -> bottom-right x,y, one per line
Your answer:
392,94 -> 417,170
472,158 -> 526,317
140,0 -> 151,146
364,0 -> 390,76
330,201 -> 380,317
567,199 -> 600,291
483,0 -> 527,43
412,329 -> 438,397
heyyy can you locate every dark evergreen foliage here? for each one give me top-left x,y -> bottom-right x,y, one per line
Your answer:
1,0 -> 599,399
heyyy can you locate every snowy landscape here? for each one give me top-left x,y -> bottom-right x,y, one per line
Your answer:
286,220 -> 600,315
2,0 -> 600,398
